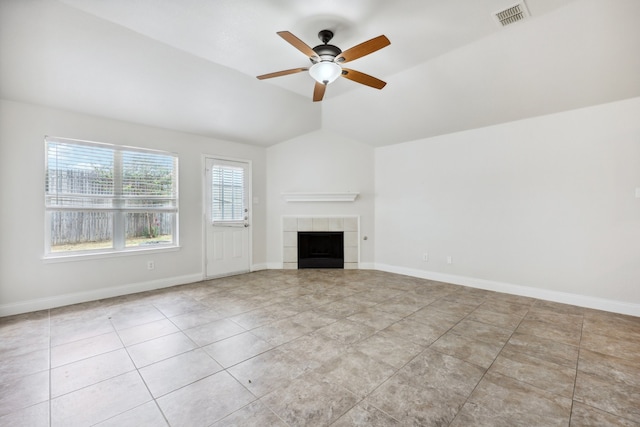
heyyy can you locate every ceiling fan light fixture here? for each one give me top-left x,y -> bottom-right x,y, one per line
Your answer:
309,61 -> 342,85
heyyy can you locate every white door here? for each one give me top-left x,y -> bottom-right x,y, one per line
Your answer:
205,157 -> 251,278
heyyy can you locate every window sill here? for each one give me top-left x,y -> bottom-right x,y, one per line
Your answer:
282,192 -> 359,202
42,245 -> 181,263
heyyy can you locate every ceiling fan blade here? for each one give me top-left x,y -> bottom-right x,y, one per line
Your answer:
341,68 -> 387,89
313,81 -> 326,102
256,68 -> 308,80
277,31 -> 318,59
336,35 -> 390,63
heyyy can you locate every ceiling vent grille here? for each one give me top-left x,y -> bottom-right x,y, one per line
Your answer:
493,2 -> 530,27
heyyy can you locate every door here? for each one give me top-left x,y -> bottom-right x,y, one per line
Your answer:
205,157 -> 250,278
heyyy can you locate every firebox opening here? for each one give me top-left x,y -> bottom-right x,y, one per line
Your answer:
298,231 -> 344,269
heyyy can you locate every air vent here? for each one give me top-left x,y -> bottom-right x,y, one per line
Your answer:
493,2 -> 530,27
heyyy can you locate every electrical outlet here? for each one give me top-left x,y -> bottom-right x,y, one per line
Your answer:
147,261 -> 155,270
447,256 -> 452,264
422,253 -> 429,262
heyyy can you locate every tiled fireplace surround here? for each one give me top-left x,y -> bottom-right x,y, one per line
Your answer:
282,216 -> 359,270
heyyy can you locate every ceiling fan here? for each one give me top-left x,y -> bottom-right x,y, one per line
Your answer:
257,30 -> 390,102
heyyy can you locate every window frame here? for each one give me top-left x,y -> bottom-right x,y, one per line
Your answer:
44,136 -> 179,259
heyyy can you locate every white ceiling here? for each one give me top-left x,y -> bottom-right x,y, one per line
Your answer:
1,0 -> 639,147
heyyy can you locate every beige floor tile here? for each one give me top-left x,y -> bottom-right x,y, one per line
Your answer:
366,372 -> 468,426
51,371 -> 152,426
570,402 -> 640,427
347,307 -> 402,331
51,348 -> 135,397
0,348 -> 49,382
157,371 -> 255,427
182,318 -> 245,347
139,349 -> 223,397
94,401 -> 168,427
229,304 -> 298,330
517,317 -> 582,346
504,332 -> 579,368
578,348 -> 640,389
574,371 -> 640,422
212,401 -> 287,427
1,269 -> 639,426
250,317 -> 314,346
351,330 -> 424,369
407,305 -> 464,328
107,304 -> 166,331
289,310 -> 339,329
431,331 -> 503,369
168,308 -> 224,330
533,299 -> 585,316
0,370 -> 49,418
452,372 -> 572,427
315,319 -> 376,345
260,371 -> 358,427
0,401 -> 49,427
202,331 -> 273,368
50,315 -> 115,347
399,349 -> 486,397
227,349 -> 307,398
126,331 -> 197,368
466,305 -> 526,330
117,318 -> 180,347
382,317 -> 448,347
313,299 -> 371,318
51,331 -> 122,368
489,347 -> 577,397
280,332 -> 348,367
151,294 -> 207,318
332,402 -> 401,426
580,331 -> 640,364
314,349 -> 396,398
450,318 -> 513,346
427,297 -> 480,320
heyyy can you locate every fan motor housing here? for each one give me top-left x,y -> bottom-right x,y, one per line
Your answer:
312,44 -> 342,63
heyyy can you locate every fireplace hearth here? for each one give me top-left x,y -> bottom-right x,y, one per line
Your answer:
298,231 -> 344,269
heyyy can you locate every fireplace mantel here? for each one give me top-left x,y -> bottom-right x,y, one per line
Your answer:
282,192 -> 359,202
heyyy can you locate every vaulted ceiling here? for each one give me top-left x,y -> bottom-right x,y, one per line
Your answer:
1,0 -> 639,147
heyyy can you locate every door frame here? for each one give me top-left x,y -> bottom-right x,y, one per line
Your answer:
201,154 -> 253,279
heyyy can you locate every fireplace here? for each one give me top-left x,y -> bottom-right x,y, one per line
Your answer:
298,232 -> 344,269
282,216 -> 359,269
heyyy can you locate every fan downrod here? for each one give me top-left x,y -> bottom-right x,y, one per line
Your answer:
318,30 -> 334,44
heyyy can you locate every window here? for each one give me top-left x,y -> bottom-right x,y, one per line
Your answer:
45,136 -> 178,256
210,163 -> 246,225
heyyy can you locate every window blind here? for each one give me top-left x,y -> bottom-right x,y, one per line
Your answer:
211,165 -> 245,222
45,138 -> 177,212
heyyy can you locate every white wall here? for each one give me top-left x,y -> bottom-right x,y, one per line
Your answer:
265,130 -> 375,267
3,97 -> 639,317
0,100 -> 266,315
375,97 -> 640,315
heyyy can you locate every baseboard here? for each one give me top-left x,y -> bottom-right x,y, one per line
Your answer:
0,273 -> 203,317
266,262 -> 284,270
5,265 -> 636,318
358,262 -> 376,270
251,263 -> 269,272
374,263 -> 640,317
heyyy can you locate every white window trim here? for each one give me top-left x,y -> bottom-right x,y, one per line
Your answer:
44,136 -> 179,260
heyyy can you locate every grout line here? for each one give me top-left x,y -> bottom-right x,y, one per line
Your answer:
568,313 -> 585,427
447,300 -> 533,425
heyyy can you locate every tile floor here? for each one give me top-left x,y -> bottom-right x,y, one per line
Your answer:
1,269 -> 640,426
